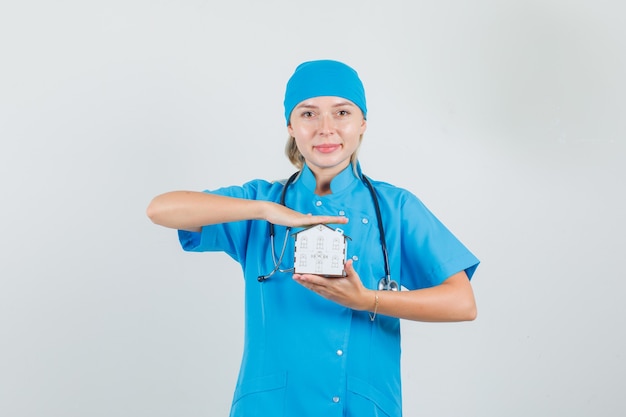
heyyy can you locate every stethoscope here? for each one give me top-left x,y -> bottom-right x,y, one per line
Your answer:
257,171 -> 400,291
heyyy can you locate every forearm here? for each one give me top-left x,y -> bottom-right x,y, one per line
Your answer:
146,191 -> 269,231
366,272 -> 477,322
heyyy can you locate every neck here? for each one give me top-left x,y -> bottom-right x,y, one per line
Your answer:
307,161 -> 351,196
311,169 -> 335,195
314,180 -> 332,196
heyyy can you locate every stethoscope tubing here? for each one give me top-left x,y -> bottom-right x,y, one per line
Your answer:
259,170 -> 399,291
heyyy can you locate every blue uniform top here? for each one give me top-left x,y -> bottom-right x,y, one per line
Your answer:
178,163 -> 479,417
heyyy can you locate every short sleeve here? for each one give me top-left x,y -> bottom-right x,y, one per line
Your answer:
399,193 -> 479,290
176,181 -> 268,263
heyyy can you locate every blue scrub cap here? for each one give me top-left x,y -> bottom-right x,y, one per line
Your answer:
283,59 -> 367,125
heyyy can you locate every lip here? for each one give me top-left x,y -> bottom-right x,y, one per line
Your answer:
314,144 -> 341,154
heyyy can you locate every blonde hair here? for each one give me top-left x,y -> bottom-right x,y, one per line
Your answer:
284,135 -> 363,170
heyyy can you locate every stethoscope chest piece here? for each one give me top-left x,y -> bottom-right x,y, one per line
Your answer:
378,277 -> 399,291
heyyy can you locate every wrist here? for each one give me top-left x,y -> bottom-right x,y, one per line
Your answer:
368,290 -> 379,321
258,200 -> 274,221
356,289 -> 375,311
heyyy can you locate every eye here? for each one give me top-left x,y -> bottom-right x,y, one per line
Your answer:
301,111 -> 315,118
337,109 -> 350,117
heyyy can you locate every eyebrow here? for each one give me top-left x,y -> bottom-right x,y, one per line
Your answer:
295,100 -> 356,110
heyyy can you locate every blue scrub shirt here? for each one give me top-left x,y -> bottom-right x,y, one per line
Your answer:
178,163 -> 479,417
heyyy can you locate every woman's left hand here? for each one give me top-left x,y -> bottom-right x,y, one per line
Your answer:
292,259 -> 373,311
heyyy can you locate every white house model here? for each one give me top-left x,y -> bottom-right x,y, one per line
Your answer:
293,224 -> 350,277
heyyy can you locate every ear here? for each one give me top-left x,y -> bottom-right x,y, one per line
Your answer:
287,123 -> 294,137
360,119 -> 367,135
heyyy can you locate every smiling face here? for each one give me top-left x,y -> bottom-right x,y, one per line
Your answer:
287,96 -> 367,179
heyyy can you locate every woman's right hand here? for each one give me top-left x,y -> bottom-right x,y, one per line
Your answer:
262,201 -> 348,228
147,191 -> 348,231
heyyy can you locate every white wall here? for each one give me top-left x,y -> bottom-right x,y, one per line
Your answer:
1,1 -> 624,416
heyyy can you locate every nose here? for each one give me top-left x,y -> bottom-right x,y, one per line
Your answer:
318,112 -> 335,135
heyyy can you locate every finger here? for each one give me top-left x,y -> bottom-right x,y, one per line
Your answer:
294,274 -> 340,295
331,216 -> 349,224
344,259 -> 354,274
292,273 -> 315,286
344,260 -> 362,281
294,273 -> 324,285
299,217 -> 348,227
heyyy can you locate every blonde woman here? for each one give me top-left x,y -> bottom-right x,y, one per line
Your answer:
147,59 -> 479,417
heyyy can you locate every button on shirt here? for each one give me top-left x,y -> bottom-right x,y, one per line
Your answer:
178,163 -> 480,417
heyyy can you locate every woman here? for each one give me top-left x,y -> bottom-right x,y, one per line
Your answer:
147,59 -> 479,417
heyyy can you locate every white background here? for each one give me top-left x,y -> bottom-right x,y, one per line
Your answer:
1,1 -> 625,416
